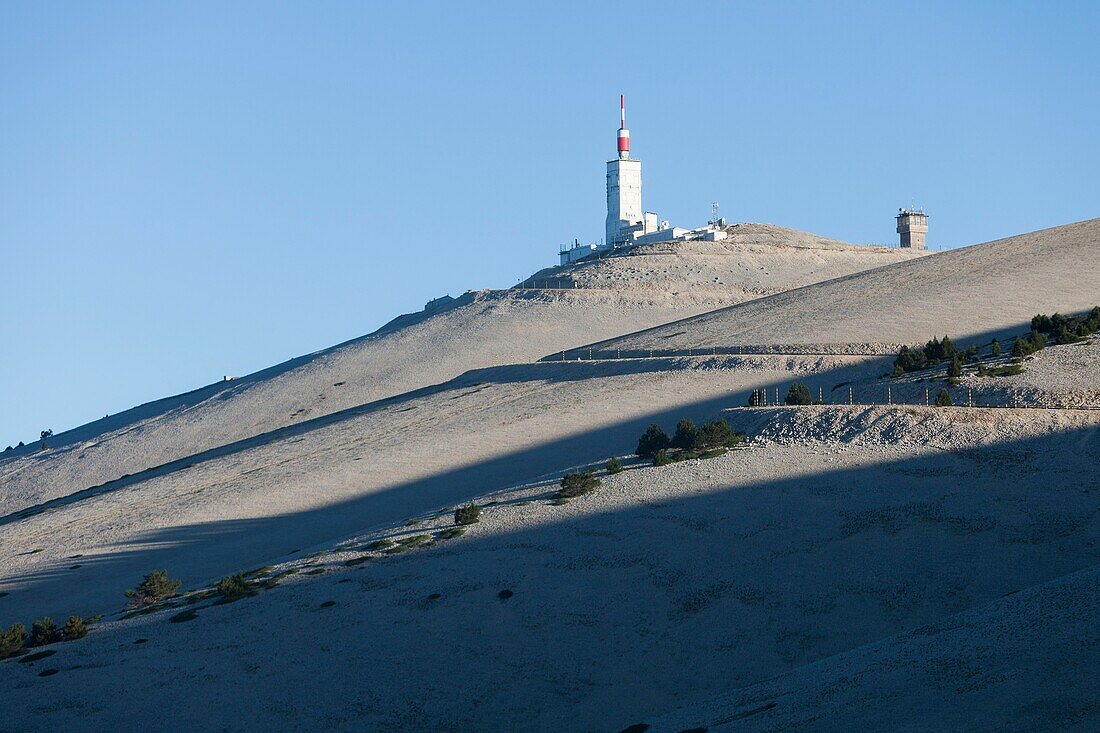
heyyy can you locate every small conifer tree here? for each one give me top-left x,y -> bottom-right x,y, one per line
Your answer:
125,570 -> 182,606
784,383 -> 812,405
0,623 -> 26,659
605,456 -> 623,474
671,419 -> 700,451
29,617 -> 61,647
934,388 -> 953,407
991,338 -> 1002,357
635,424 -> 670,457
61,616 -> 88,641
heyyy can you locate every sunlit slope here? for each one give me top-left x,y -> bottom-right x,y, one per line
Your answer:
578,218 -> 1100,356
0,224 -> 919,514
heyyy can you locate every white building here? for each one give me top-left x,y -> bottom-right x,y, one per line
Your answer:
558,96 -> 727,266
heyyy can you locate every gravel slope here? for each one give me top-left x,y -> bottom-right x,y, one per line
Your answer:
0,406 -> 1095,732
580,218 -> 1100,356
0,224 -> 919,514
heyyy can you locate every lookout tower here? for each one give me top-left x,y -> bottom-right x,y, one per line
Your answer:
896,208 -> 928,249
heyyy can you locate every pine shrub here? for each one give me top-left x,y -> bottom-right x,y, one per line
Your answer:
697,419 -> 745,448
125,570 -> 182,606
61,616 -> 87,641
605,456 -> 623,474
784,383 -> 812,405
454,503 -> 481,526
671,419 -> 700,450
556,471 -> 600,499
991,338 -> 1002,356
652,449 -> 672,467
934,388 -> 953,407
216,573 -> 254,601
635,424 -> 670,457
29,617 -> 61,647
0,623 -> 26,659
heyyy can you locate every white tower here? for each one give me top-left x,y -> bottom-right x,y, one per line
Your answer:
606,95 -> 643,246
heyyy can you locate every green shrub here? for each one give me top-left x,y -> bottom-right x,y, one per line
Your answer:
61,616 -> 87,641
125,570 -> 182,606
367,539 -> 395,551
891,364 -> 904,378
216,573 -> 254,601
454,503 -> 481,526
934,388 -> 953,407
697,419 -> 745,448
991,338 -> 1002,356
29,617 -> 61,647
605,456 -> 623,474
947,355 -> 963,379
671,419 -> 700,450
1012,330 -> 1047,358
636,424 -> 670,457
385,534 -> 432,553
437,527 -> 466,540
894,345 -> 927,373
784,383 -> 812,405
652,449 -> 672,466
0,623 -> 26,659
556,471 -> 600,499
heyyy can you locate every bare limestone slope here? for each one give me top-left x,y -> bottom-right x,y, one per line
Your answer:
1,406 -> 1096,732
577,218 -> 1100,356
0,224 -> 920,515
645,562 -> 1100,733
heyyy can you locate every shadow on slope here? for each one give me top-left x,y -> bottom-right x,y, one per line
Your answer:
0,422 -> 1097,731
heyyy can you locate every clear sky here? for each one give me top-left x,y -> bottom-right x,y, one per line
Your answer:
1,1 -> 1097,445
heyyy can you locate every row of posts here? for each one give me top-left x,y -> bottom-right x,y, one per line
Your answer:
748,385 -> 1000,408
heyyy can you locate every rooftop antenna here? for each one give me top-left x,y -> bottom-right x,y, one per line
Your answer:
711,202 -> 720,226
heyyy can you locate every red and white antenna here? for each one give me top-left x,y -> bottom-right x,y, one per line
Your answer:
617,94 -> 630,159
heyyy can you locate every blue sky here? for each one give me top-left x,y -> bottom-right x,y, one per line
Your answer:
1,1 -> 1098,444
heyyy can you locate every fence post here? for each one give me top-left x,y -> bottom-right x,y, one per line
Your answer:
887,386 -> 892,405
968,388 -> 973,407
588,348 -> 593,360
561,351 -> 566,361
849,386 -> 853,405
616,349 -> 621,360
819,386 -> 824,404
775,387 -> 780,405
925,387 -> 929,406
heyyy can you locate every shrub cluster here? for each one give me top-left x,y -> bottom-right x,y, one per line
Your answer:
1,614 -> 93,658
454,503 -> 481,526
556,471 -> 600,499
605,456 -> 623,474
893,335 -> 958,374
1033,308 -> 1100,341
639,418 -> 745,466
1012,330 -> 1047,358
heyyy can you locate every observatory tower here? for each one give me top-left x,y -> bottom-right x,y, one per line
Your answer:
896,208 -> 928,249
606,95 -> 644,246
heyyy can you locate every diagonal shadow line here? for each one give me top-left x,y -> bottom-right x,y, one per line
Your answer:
0,351 -> 890,527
